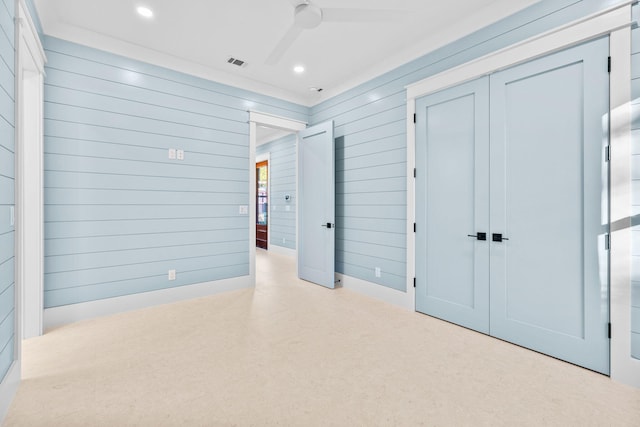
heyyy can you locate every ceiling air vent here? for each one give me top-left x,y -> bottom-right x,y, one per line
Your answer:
227,57 -> 247,68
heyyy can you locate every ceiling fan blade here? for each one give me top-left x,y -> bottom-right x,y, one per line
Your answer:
322,8 -> 409,23
265,25 -> 304,65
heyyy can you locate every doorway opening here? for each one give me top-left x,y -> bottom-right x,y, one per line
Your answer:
248,112 -> 306,284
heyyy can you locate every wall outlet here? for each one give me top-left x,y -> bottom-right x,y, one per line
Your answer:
375,267 -> 381,278
239,205 -> 249,215
168,269 -> 176,281
282,238 -> 286,244
177,149 -> 185,160
168,148 -> 176,160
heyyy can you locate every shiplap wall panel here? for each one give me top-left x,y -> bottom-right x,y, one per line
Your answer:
631,1 -> 640,360
44,39 -> 307,123
43,37 -> 308,307
44,217 -> 244,239
256,134 -> 296,250
45,241 -> 247,273
45,264 -> 248,307
0,0 -> 14,382
0,114 -> 13,152
45,171 -> 248,194
311,0 -> 609,291
44,122 -> 248,159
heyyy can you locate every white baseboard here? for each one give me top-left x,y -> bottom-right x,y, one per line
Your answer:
267,244 -> 296,258
0,361 -> 20,423
336,273 -> 413,310
44,276 -> 253,330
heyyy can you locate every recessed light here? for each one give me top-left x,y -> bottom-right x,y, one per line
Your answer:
136,6 -> 154,18
293,65 -> 305,74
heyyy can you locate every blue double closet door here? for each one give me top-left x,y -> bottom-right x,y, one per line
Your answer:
415,37 -> 610,375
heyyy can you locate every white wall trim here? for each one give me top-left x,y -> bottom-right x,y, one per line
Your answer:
249,111 -> 307,132
406,1 -> 632,99
43,276 -> 253,330
17,0 -> 46,73
16,0 -> 46,342
249,111 -> 307,286
609,25 -> 639,388
267,245 -> 296,258
406,2 -> 635,386
0,361 -> 20,421
337,274 -> 412,311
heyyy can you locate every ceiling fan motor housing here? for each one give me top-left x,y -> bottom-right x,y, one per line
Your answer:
295,4 -> 323,29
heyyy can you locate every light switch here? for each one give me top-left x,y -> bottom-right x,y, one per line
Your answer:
177,149 -> 184,160
168,269 -> 176,281
168,148 -> 176,160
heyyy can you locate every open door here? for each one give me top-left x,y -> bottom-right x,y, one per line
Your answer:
298,121 -> 335,288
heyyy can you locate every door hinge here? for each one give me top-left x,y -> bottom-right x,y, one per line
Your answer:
413,113 -> 416,124
413,168 -> 416,178
605,233 -> 610,250
413,277 -> 416,288
605,146 -> 610,162
413,223 -> 416,233
608,322 -> 612,339
608,56 -> 611,73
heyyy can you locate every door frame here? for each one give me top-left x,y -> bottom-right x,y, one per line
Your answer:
16,0 -> 46,341
405,3 -> 634,386
248,111 -> 306,283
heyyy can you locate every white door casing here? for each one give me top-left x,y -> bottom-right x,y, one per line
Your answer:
16,0 -> 46,340
248,111 -> 306,281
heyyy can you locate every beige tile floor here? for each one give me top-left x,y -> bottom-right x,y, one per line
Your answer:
4,249 -> 640,426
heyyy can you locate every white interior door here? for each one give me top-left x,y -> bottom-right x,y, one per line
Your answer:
298,121 -> 335,288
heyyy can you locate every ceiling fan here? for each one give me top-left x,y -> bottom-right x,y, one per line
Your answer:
265,0 -> 408,65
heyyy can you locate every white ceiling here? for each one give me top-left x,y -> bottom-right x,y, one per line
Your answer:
33,0 -> 539,106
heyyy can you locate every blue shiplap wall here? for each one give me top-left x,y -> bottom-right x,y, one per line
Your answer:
310,0 -> 622,292
630,2 -> 640,360
43,36 -> 308,307
0,0 -> 15,380
256,134 -> 297,250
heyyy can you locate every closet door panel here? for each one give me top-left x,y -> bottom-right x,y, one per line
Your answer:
489,37 -> 610,374
415,77 -> 490,333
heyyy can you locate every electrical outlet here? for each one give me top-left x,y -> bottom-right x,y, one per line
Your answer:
239,205 -> 249,215
177,149 -> 185,160
282,238 -> 286,244
168,269 -> 176,281
168,148 -> 176,160
375,267 -> 381,278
